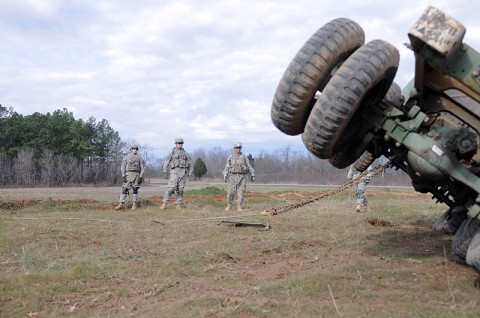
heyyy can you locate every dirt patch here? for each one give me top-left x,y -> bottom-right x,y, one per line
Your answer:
0,191 -> 323,211
0,190 -> 435,220
367,217 -> 396,227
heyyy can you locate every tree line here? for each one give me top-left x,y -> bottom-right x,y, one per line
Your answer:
0,105 -> 411,187
0,105 -> 123,186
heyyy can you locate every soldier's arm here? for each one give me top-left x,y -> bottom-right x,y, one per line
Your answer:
187,152 -> 193,173
121,156 -> 127,176
140,157 -> 146,177
223,156 -> 231,177
246,156 -> 255,176
162,153 -> 171,174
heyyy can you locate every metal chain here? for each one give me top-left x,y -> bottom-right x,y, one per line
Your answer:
260,162 -> 392,216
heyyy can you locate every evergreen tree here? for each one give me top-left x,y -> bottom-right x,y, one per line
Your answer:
193,157 -> 208,179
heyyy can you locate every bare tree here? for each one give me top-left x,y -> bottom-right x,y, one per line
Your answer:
139,143 -> 153,183
39,149 -> 55,186
0,154 -> 14,185
56,154 -> 79,186
204,147 -> 230,178
14,149 -> 35,186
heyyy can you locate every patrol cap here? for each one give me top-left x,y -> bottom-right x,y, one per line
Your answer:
130,144 -> 139,149
233,141 -> 242,148
175,137 -> 184,144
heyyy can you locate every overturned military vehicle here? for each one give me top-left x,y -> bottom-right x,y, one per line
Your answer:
271,6 -> 480,272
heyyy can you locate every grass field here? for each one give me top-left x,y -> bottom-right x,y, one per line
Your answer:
1,182 -> 479,317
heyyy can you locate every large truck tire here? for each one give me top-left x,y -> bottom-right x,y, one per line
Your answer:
384,82 -> 402,108
302,40 -> 399,160
432,207 -> 467,235
452,217 -> 480,259
271,18 -> 365,136
466,230 -> 480,273
328,81 -> 400,169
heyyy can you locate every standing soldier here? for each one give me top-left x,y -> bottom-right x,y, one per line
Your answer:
115,144 -> 145,210
160,137 -> 192,210
347,165 -> 373,212
223,142 -> 255,211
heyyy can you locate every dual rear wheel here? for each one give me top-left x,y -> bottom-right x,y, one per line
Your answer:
271,19 -> 400,165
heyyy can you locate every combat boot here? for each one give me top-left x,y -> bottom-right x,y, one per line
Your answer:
237,205 -> 244,212
160,203 -> 166,210
176,203 -> 183,210
131,202 -> 138,210
225,203 -> 231,211
115,203 -> 124,210
355,204 -> 362,213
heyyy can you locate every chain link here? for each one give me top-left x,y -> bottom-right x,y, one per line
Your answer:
260,162 -> 392,216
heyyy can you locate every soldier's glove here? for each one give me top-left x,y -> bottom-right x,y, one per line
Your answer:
138,177 -> 143,184
122,175 -> 127,183
251,176 -> 255,183
224,176 -> 228,183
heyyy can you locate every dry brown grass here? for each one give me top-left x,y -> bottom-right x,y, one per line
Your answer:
1,184 -> 479,317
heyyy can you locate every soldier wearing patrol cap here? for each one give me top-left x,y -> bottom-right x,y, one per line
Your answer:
223,141 -> 255,211
160,137 -> 192,210
115,144 -> 145,210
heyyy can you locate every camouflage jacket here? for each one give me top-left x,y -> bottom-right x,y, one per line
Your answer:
121,153 -> 145,177
223,153 -> 255,177
163,147 -> 191,173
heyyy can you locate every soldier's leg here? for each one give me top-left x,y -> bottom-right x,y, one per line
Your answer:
355,182 -> 368,212
160,186 -> 174,210
176,188 -> 184,205
132,189 -> 139,202
163,188 -> 175,202
163,173 -> 178,204
115,186 -> 129,210
356,182 -> 368,206
237,176 -> 247,205
237,176 -> 247,211
176,174 -> 187,204
120,188 -> 127,202
132,186 -> 139,210
226,178 -> 235,203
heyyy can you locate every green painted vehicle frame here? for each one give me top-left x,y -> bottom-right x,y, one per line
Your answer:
358,6 -> 480,219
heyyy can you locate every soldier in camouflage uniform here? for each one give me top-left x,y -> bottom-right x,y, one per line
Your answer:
160,137 -> 192,210
223,142 -> 255,211
115,144 -> 145,210
347,165 -> 373,212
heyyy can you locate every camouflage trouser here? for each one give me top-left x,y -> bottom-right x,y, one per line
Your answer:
163,168 -> 188,204
119,171 -> 141,203
355,181 -> 368,207
226,173 -> 247,205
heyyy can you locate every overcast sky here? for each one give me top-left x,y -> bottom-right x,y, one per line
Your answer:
2,0 -> 480,157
